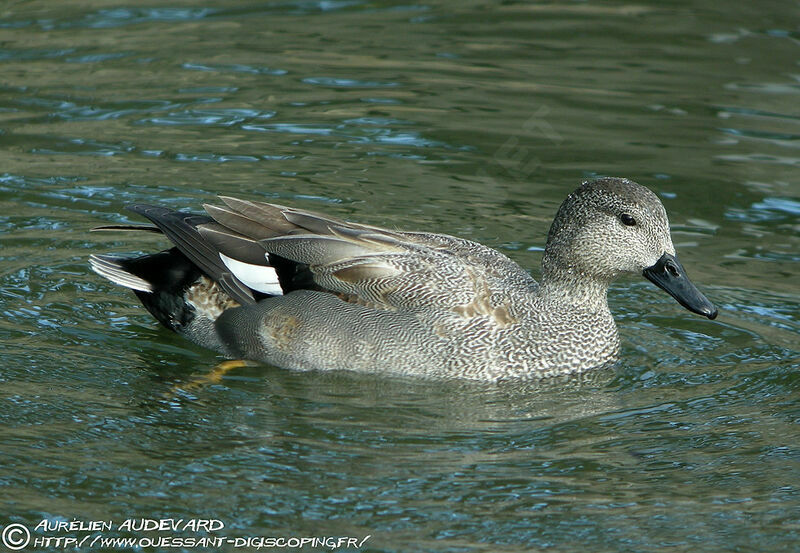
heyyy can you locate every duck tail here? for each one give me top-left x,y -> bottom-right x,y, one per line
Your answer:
90,248 -> 203,333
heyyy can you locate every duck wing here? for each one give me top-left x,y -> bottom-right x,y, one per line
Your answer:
116,204 -> 258,305
198,196 -> 536,316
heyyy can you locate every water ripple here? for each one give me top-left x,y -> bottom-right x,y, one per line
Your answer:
15,96 -> 184,122
32,138 -> 135,157
39,7 -> 219,30
718,127 -> 800,143
183,62 -> 288,76
242,120 -> 455,150
723,82 -> 800,94
725,197 -> 800,222
65,52 -> 132,64
139,108 -> 275,127
716,153 -> 800,166
716,105 -> 800,122
0,47 -> 76,61
173,153 -> 263,163
302,76 -> 400,88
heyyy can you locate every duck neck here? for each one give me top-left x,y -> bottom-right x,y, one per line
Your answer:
539,257 -> 612,314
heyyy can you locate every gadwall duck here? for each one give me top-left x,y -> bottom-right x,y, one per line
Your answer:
90,177 -> 717,380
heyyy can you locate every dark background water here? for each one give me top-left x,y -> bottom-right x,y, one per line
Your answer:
1,1 -> 798,552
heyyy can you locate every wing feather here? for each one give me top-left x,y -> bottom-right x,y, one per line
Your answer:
126,204 -> 256,305
198,196 -> 535,314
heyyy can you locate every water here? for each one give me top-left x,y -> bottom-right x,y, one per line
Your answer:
1,1 -> 798,551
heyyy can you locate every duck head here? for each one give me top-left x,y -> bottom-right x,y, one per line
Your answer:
542,177 -> 717,319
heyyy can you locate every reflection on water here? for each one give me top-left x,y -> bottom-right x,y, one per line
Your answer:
0,0 -> 798,551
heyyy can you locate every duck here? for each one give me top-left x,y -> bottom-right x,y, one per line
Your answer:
89,177 -> 717,380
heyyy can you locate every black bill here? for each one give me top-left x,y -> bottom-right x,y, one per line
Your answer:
642,253 -> 718,319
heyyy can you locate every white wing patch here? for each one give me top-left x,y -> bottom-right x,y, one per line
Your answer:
219,252 -> 283,295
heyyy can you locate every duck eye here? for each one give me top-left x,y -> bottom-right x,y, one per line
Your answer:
620,213 -> 636,226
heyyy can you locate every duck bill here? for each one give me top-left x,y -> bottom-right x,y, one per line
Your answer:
642,253 -> 718,319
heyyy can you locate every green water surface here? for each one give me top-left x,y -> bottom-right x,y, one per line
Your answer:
1,1 -> 798,552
